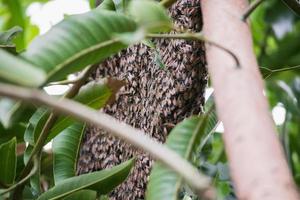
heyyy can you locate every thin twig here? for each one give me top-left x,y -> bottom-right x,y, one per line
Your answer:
147,33 -> 240,68
13,65 -> 97,198
260,65 -> 300,79
0,156 -> 38,196
0,83 -> 211,194
271,65 -> 300,73
242,0 -> 266,21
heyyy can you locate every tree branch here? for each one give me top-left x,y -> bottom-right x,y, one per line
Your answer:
202,0 -> 300,199
0,83 -> 211,194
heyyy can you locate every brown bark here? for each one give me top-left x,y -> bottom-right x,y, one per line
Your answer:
77,0 -> 207,199
202,0 -> 300,199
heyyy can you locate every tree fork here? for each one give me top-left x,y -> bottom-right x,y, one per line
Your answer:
202,0 -> 300,199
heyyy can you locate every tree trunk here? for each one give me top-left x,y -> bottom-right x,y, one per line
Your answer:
77,0 -> 207,199
202,0 -> 300,199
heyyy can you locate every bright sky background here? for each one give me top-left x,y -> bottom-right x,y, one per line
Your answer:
27,0 -> 90,34
26,0 -> 286,132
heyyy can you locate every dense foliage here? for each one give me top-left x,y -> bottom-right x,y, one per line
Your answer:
0,0 -> 299,199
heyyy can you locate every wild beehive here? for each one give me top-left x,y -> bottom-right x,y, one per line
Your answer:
77,0 -> 207,199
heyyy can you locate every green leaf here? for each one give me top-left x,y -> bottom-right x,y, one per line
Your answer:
37,159 -> 134,200
63,190 -> 97,200
0,49 -> 46,87
98,0 -> 116,10
128,0 -> 172,33
23,81 -> 113,147
112,0 -> 128,13
146,117 -> 206,200
21,9 -> 137,83
0,123 -> 26,144
199,95 -> 219,150
24,107 -> 49,146
0,26 -> 22,52
23,144 -> 42,195
89,0 -> 97,9
99,195 -> 109,200
281,0 -> 300,15
0,99 -> 22,129
2,0 -> 26,51
53,123 -> 86,184
45,81 -> 115,143
142,40 -> 166,69
0,97 -> 35,129
0,137 -> 17,185
147,101 -> 217,200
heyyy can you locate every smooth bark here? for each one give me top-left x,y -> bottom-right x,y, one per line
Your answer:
202,0 -> 300,199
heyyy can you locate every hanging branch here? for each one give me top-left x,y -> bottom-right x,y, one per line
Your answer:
0,83 -> 211,195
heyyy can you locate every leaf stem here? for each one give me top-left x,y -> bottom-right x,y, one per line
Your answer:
147,33 -> 240,68
0,83 -> 211,194
0,156 -> 38,196
242,0 -> 266,21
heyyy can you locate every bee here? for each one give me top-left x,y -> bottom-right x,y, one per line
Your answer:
77,0 -> 207,199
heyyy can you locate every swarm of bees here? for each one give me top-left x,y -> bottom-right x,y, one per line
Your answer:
77,0 -> 207,199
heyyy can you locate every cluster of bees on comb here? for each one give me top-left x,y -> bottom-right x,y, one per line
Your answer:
77,0 -> 207,199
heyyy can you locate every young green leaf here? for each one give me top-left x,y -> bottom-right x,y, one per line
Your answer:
53,123 -> 86,184
21,9 -> 137,83
142,39 -> 166,69
37,159 -> 134,200
0,26 -> 22,52
0,49 -> 46,87
0,137 -> 17,185
128,0 -> 172,33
